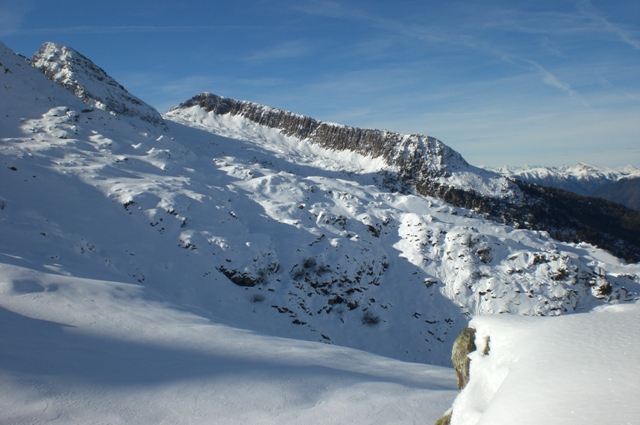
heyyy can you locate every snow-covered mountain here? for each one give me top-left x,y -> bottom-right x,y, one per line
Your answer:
31,42 -> 167,130
1,39 -> 639,360
170,93 -> 516,199
1,40 -> 640,423
492,163 -> 640,210
168,95 -> 640,263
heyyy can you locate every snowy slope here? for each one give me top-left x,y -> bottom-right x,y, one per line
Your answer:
0,263 -> 457,425
2,40 -> 640,365
2,40 -> 640,423
450,301 -> 640,425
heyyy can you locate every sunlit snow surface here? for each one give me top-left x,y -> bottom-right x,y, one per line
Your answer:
0,263 -> 456,424
452,301 -> 640,425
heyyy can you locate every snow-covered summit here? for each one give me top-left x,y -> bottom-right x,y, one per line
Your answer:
31,42 -> 166,129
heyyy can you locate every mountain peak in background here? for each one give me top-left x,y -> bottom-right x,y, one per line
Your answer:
492,163 -> 640,211
31,42 -> 167,129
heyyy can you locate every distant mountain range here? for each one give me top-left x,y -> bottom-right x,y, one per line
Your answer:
1,40 -> 639,369
491,164 -> 640,211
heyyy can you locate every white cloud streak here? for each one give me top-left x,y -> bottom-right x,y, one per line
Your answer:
529,61 -> 577,96
9,24 -> 257,36
0,0 -> 33,37
577,0 -> 640,49
244,41 -> 311,63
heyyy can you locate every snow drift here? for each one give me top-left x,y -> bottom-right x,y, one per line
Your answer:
450,302 -> 640,425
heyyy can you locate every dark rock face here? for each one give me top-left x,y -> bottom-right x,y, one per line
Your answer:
175,93 -> 472,183
32,42 -> 167,129
217,266 -> 260,287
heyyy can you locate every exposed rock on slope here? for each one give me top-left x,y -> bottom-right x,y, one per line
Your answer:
172,93 -> 515,199
32,42 -> 166,129
434,327 -> 482,425
451,328 -> 478,391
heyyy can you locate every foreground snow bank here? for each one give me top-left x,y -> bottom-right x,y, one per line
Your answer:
0,263 -> 456,424
451,302 -> 640,425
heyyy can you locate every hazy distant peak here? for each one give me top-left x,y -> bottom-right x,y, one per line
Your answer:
487,163 -> 640,210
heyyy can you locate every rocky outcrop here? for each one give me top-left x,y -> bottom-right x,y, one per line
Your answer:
174,93 -> 477,184
434,327 -> 482,425
434,410 -> 452,425
32,42 -> 166,129
451,327 -> 477,391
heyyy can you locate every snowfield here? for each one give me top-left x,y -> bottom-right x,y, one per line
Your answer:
0,263 -> 456,424
452,301 -> 640,425
1,39 -> 640,424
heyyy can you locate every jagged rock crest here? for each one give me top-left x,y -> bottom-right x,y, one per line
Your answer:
173,93 -> 508,189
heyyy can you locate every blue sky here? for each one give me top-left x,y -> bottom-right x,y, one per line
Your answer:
1,0 -> 639,167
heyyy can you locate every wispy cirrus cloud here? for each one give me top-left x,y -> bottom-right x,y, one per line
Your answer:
293,0 -> 449,44
479,8 -> 597,36
0,0 -> 33,37
9,24 -> 258,36
294,0 -> 640,62
577,0 -> 640,49
540,69 -> 575,95
293,0 -> 606,102
519,59 -> 577,97
244,40 -> 311,63
476,1 -> 640,50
